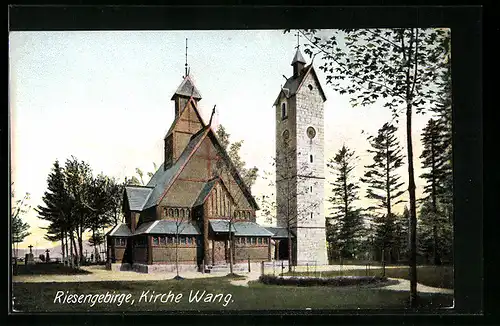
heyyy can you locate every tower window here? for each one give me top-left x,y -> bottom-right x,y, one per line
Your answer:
310,186 -> 313,192
281,103 -> 287,120
310,154 -> 313,163
310,212 -> 313,219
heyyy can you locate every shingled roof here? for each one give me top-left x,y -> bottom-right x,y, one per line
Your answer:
125,186 -> 154,211
273,64 -> 327,106
170,75 -> 202,100
193,178 -> 220,207
264,226 -> 295,239
134,220 -> 201,235
142,128 -> 208,210
106,223 -> 133,237
209,220 -> 273,236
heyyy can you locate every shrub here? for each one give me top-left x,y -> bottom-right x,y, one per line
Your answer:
259,275 -> 388,287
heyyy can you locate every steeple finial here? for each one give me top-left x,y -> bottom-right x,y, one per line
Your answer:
295,30 -> 300,49
185,38 -> 189,77
208,105 -> 216,127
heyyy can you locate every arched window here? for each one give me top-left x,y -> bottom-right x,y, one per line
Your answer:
174,209 -> 179,218
169,208 -> 174,217
281,103 -> 287,119
247,211 -> 251,219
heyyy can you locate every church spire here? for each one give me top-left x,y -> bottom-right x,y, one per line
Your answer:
291,31 -> 306,78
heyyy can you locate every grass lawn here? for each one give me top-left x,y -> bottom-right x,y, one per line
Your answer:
12,276 -> 453,312
13,263 -> 91,276
283,266 -> 454,289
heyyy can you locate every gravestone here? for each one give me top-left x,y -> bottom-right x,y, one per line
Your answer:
25,245 -> 35,265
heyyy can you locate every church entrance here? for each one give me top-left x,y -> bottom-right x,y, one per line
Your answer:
278,239 -> 290,260
212,235 -> 228,264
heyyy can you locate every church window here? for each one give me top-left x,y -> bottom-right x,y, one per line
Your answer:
307,126 -> 316,139
153,237 -> 159,246
264,238 -> 269,244
308,84 -> 313,91
251,237 -> 256,245
310,212 -> 313,219
174,209 -> 179,218
169,208 -> 174,217
258,238 -> 263,244
281,103 -> 287,120
310,185 -> 313,192
282,129 -> 289,142
187,237 -> 193,245
310,154 -> 314,163
160,237 -> 166,245
247,211 -> 251,219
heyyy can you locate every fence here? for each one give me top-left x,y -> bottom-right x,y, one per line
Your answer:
261,260 -> 387,278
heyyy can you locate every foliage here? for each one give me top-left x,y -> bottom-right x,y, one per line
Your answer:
361,123 -> 405,261
259,274 -> 388,287
216,124 -> 259,189
11,185 -> 31,245
297,27 -> 450,306
327,145 -> 364,259
37,156 -> 124,266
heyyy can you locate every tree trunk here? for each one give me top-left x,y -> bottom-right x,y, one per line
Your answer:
287,222 -> 292,273
229,220 -> 234,274
61,233 -> 65,266
175,232 -> 179,277
406,103 -> 418,308
77,227 -> 84,266
69,231 -> 74,268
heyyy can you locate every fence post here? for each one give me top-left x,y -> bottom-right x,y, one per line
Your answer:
248,257 -> 251,272
261,261 -> 264,276
281,261 -> 284,276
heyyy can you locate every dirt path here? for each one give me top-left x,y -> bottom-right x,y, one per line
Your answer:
229,274 -> 453,295
379,278 -> 453,294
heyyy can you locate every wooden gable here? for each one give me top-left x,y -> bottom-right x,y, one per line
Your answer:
158,127 -> 258,214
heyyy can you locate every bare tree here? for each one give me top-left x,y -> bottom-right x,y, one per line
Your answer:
260,144 -> 321,272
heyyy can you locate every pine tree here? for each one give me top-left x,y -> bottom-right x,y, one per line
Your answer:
37,160 -> 71,266
299,27 -> 450,306
419,118 -> 452,265
327,145 -> 363,259
361,122 -> 405,263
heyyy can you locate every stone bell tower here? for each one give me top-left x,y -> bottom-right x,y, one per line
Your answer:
273,47 -> 328,266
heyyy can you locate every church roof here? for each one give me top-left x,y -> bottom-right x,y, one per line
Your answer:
125,120 -> 259,213
291,48 -> 306,65
209,220 -> 273,236
170,75 -> 202,100
106,223 -> 133,237
264,226 -> 295,239
193,178 -> 220,207
124,186 -> 154,211
134,220 -> 201,235
273,64 -> 327,106
142,128 -> 209,210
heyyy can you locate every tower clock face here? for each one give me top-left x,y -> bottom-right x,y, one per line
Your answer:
307,126 -> 316,139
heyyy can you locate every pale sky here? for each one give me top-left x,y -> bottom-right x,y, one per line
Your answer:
9,30 -> 433,249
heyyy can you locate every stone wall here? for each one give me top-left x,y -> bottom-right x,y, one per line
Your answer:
275,67 -> 328,266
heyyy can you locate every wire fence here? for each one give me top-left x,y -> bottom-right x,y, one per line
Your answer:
261,260 -> 387,278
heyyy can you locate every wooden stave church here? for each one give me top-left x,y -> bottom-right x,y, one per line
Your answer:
105,73 -> 285,272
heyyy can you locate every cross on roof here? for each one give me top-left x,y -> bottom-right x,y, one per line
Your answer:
295,30 -> 300,49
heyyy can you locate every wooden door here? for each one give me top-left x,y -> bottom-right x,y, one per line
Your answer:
213,240 -> 226,264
